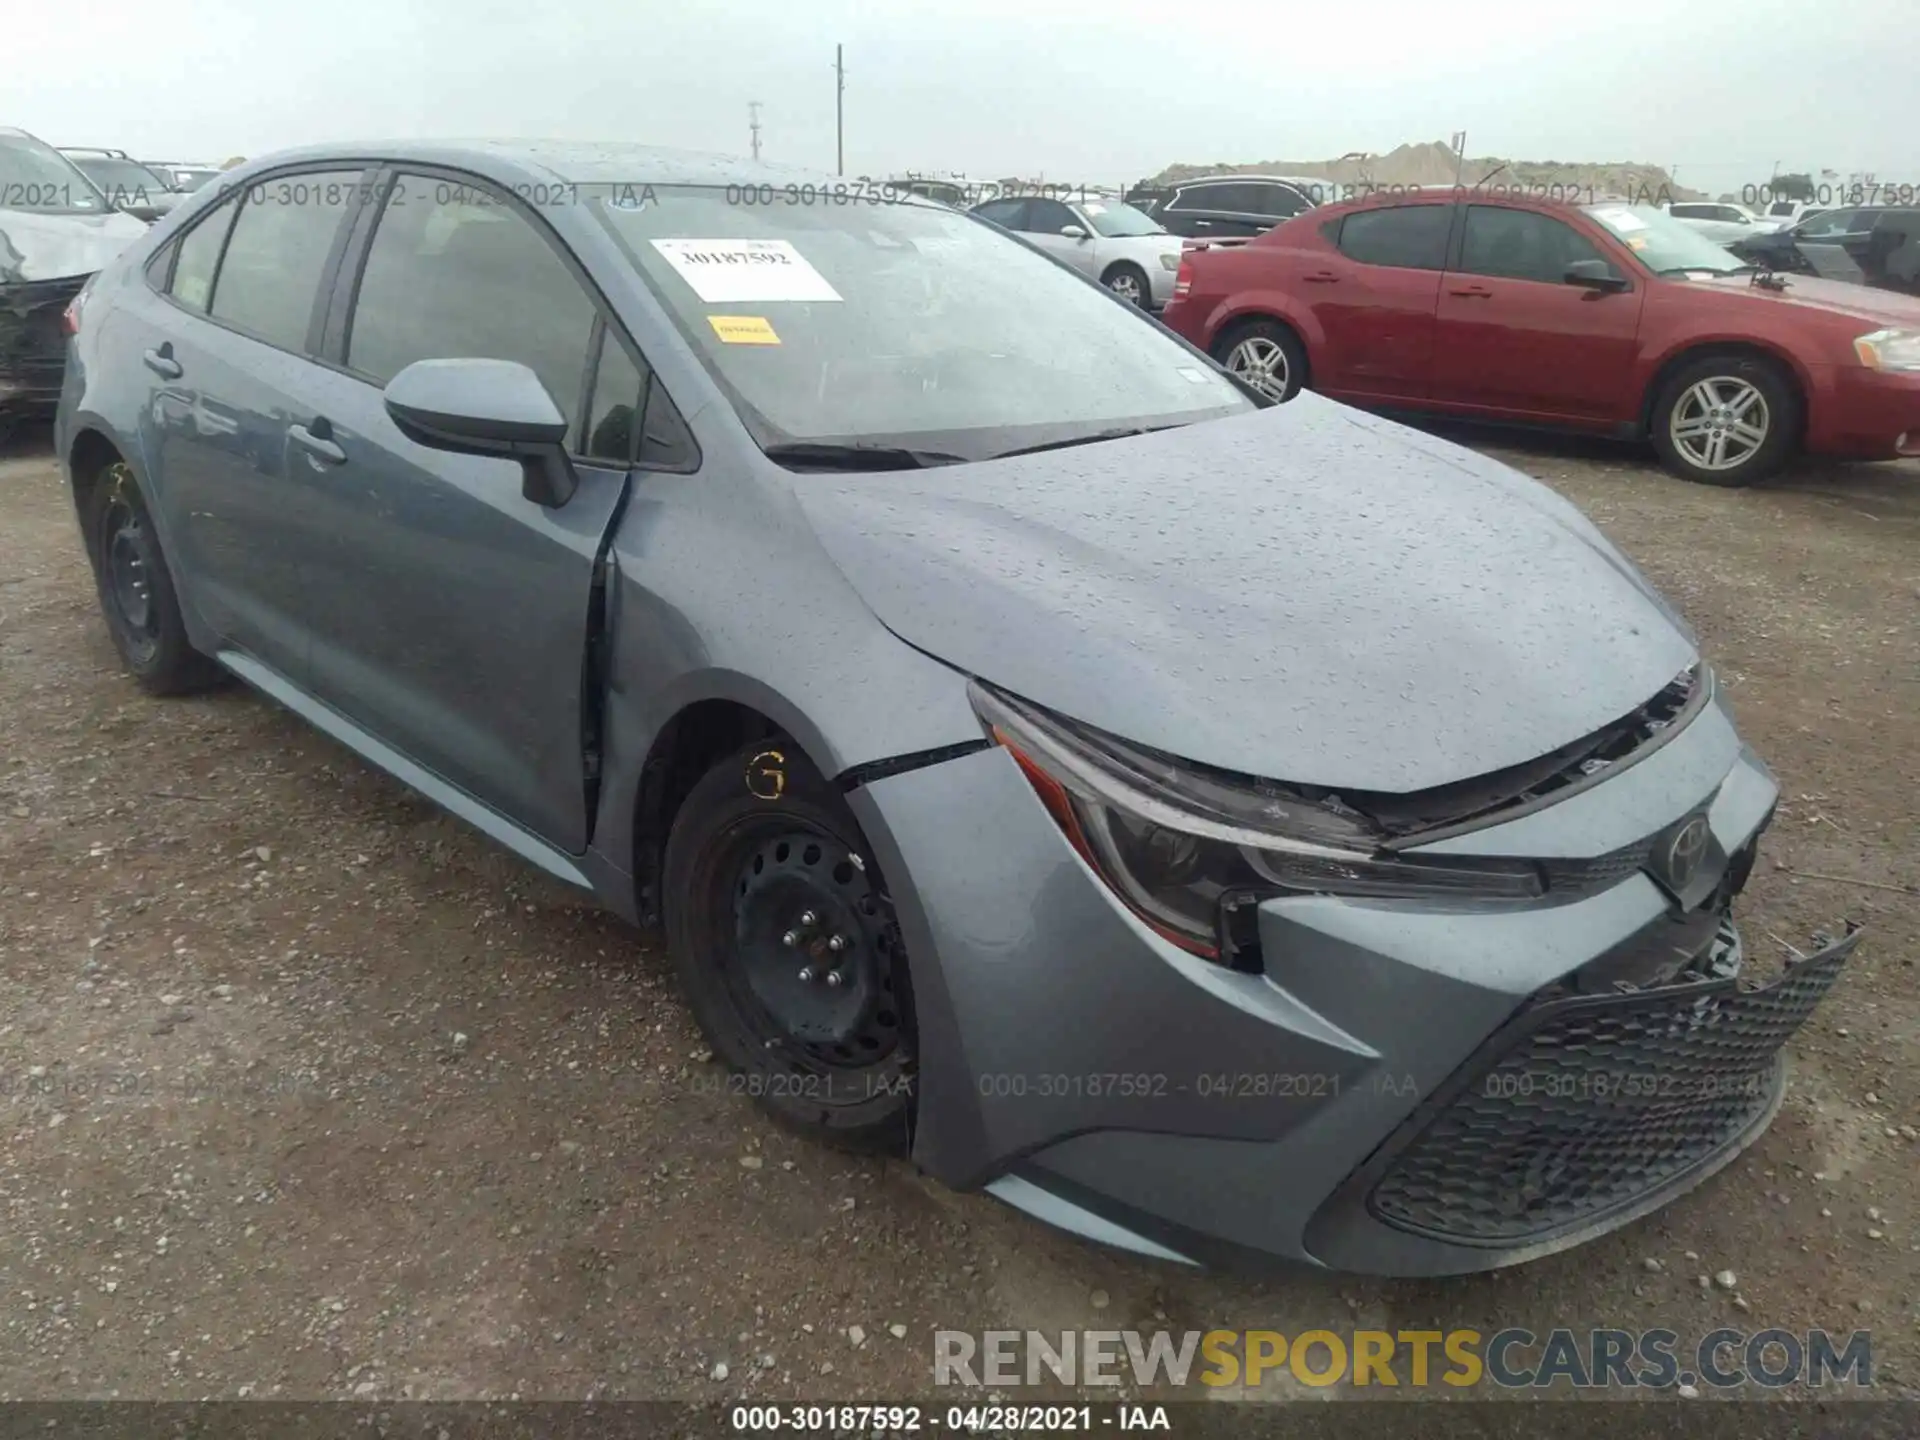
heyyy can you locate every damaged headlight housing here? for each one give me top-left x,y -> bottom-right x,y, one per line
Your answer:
971,682 -> 1544,964
1854,329 -> 1920,372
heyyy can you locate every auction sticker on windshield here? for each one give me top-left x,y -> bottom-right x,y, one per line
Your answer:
708,315 -> 781,345
650,239 -> 843,303
1592,206 -> 1647,232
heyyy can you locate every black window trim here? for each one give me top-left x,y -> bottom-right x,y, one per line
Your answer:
321,161 -> 700,474
142,161 -> 381,359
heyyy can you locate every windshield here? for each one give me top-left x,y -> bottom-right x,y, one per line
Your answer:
0,136 -> 108,214
1584,203 -> 1746,274
591,184 -> 1249,459
68,156 -> 170,204
1079,199 -> 1165,237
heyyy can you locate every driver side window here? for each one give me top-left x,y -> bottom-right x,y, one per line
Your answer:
347,175 -> 597,449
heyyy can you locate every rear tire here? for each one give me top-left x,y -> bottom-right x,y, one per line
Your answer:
84,461 -> 225,695
662,742 -> 916,1151
1213,319 -> 1307,402
1649,353 -> 1798,487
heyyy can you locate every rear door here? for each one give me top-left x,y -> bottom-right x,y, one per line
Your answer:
1165,181 -> 1264,239
289,169 -> 690,852
131,169 -> 369,682
1428,203 -> 1644,422
1865,209 -> 1920,292
1309,201 -> 1453,402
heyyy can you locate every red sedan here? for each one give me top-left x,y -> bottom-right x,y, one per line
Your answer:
1160,191 -> 1920,485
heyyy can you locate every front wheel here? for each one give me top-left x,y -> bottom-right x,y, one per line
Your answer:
1214,320 -> 1307,402
1649,354 -> 1799,486
662,743 -> 915,1150
1102,263 -> 1150,308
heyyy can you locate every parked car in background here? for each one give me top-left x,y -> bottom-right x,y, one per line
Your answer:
0,127 -> 149,443
57,139 -> 1860,1276
147,162 -> 223,192
1728,206 -> 1920,295
1162,191 -> 1920,485
1124,174 -> 1328,239
1758,199 -> 1825,227
969,194 -> 1182,307
59,149 -> 183,222
1662,201 -> 1784,245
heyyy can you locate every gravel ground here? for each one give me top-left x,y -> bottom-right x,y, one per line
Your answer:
1,420 -> 1916,1404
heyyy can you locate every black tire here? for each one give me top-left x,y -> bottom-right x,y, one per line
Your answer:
1212,318 -> 1307,402
83,460 -> 225,695
1648,352 -> 1799,487
663,741 -> 916,1151
1102,262 -> 1151,309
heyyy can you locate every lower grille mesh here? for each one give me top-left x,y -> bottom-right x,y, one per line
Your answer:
1368,925 -> 1853,1244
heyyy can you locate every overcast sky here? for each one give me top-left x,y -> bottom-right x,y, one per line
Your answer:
13,0 -> 1915,190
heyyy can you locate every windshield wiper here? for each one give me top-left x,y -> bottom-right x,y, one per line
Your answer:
761,441 -> 968,472
987,425 -> 1180,461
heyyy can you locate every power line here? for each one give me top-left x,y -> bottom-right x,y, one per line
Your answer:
834,44 -> 845,176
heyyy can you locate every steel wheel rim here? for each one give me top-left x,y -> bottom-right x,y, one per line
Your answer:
1670,377 -> 1769,472
1227,336 -> 1290,399
101,487 -> 160,661
727,823 -> 903,1069
1108,271 -> 1144,305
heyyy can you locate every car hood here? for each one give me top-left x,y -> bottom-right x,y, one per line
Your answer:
795,400 -> 1698,792
0,208 -> 150,284
1697,271 -> 1920,325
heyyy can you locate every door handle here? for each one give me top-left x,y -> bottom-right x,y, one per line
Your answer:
1449,285 -> 1494,298
142,346 -> 183,379
289,421 -> 346,466
1303,271 -> 1341,284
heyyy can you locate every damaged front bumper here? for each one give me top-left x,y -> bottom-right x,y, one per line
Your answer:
0,274 -> 86,419
848,682 -> 1860,1275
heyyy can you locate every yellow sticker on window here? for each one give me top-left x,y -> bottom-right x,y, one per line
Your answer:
708,315 -> 781,345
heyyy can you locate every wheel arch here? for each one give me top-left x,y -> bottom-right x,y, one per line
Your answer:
1637,339 -> 1811,442
66,424 -> 128,529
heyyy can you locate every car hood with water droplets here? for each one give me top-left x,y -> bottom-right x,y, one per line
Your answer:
793,398 -> 1699,792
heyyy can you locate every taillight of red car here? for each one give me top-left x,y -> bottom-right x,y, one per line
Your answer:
1172,258 -> 1194,300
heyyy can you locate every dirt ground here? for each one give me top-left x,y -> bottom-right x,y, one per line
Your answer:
1,419 -> 1916,1405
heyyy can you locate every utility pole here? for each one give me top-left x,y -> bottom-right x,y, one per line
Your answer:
749,101 -> 763,163
834,44 -> 845,176
1450,131 -> 1467,187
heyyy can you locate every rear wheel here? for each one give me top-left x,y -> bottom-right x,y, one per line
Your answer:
1214,319 -> 1307,402
1649,353 -> 1798,486
663,742 -> 915,1150
84,461 -> 224,695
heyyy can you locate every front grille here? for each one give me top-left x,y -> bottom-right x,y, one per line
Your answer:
1541,841 -> 1652,896
1366,921 -> 1855,1245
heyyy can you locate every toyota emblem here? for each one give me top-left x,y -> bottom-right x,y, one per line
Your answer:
1665,815 -> 1712,890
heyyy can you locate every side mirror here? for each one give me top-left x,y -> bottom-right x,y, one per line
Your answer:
1060,224 -> 1088,240
1565,259 -> 1629,293
384,358 -> 579,507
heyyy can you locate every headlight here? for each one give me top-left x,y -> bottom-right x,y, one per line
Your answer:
971,683 -> 1544,965
1854,329 -> 1920,371
1158,253 -> 1181,271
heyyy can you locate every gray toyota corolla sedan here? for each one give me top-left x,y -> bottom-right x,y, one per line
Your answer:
56,141 -> 1857,1275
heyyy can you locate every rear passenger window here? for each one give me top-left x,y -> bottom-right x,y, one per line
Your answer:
166,197 -> 241,312
1337,205 -> 1451,269
348,177 -> 596,446
208,172 -> 362,350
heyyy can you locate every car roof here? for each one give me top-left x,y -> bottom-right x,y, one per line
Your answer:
228,138 -> 850,191
1176,173 -> 1328,188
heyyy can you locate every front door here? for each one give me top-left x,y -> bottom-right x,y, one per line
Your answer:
291,173 -> 638,852
1429,204 -> 1645,422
